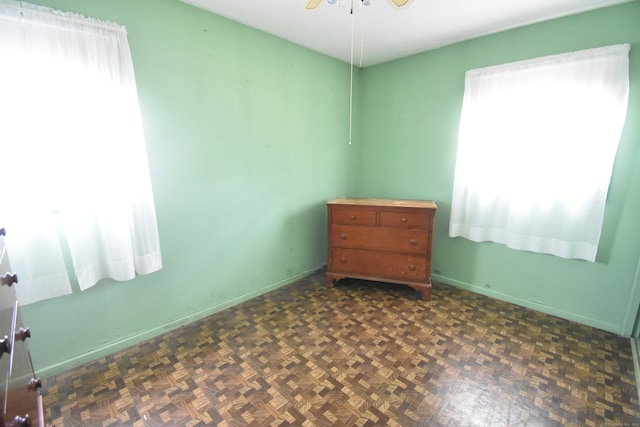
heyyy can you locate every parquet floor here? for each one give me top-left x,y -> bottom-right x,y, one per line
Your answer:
42,270 -> 640,426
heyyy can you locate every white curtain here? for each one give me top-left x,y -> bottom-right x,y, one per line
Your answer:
0,1 -> 162,304
449,44 -> 630,262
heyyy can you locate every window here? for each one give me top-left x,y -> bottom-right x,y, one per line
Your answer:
449,44 -> 630,262
0,1 -> 162,303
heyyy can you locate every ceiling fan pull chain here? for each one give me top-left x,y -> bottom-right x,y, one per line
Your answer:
359,3 -> 365,67
348,0 -> 354,145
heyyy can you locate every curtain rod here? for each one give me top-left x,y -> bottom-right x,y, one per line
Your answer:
0,0 -> 126,35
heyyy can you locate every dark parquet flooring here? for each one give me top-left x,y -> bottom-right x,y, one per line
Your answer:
42,270 -> 640,426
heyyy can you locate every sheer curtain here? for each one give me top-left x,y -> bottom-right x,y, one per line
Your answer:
449,44 -> 630,262
0,1 -> 162,304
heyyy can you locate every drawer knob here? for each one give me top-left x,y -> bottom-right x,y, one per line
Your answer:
409,239 -> 417,245
11,415 -> 30,427
341,257 -> 347,263
401,217 -> 407,223
350,215 -> 357,220
0,336 -> 10,358
1,272 -> 18,287
15,327 -> 31,342
341,234 -> 347,240
28,377 -> 42,392
408,264 -> 415,270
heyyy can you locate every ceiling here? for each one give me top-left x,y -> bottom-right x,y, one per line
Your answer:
180,0 -> 631,67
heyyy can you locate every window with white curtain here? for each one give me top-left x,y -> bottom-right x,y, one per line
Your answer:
449,44 -> 630,262
0,1 -> 162,304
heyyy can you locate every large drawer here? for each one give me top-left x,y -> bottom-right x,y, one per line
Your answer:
330,248 -> 427,282
4,301 -> 39,425
330,225 -> 428,254
0,241 -> 15,397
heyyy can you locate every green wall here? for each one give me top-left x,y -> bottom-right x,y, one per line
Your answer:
21,0 -> 360,376
358,2 -> 640,335
18,0 -> 640,377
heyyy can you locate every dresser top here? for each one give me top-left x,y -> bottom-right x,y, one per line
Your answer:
328,197 -> 437,210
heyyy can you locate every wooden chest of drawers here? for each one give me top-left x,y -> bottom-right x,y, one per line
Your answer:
326,198 -> 437,300
1,228 -> 46,427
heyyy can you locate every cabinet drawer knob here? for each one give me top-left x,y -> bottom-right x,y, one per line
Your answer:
341,257 -> 347,263
15,327 -> 31,342
350,215 -> 357,220
11,415 -> 29,427
341,234 -> 347,240
28,377 -> 42,392
1,272 -> 18,287
409,239 -> 417,245
401,217 -> 407,223
408,264 -> 415,270
0,336 -> 10,358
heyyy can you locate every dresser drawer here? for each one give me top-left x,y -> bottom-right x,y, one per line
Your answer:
331,248 -> 427,281
379,210 -> 429,229
0,229 -> 47,426
330,208 -> 377,226
0,243 -> 15,392
330,225 -> 427,254
4,387 -> 40,425
5,305 -> 39,424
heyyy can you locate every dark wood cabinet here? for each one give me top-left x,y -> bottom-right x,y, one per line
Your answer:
1,229 -> 45,427
326,198 -> 437,300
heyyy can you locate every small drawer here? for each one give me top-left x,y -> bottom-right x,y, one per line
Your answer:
330,208 -> 377,226
379,211 -> 429,229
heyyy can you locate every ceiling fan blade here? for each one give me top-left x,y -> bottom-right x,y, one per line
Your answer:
305,0 -> 323,9
389,0 -> 412,7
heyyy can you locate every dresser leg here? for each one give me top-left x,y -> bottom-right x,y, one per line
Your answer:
325,273 -> 344,288
325,274 -> 334,288
420,286 -> 432,301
